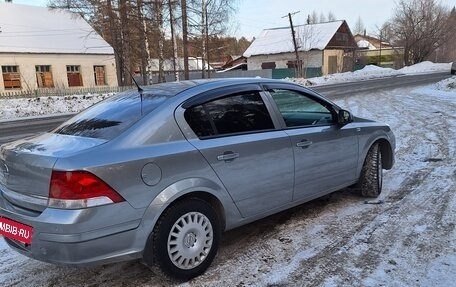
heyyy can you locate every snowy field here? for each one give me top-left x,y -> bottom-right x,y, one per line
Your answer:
0,64 -> 455,286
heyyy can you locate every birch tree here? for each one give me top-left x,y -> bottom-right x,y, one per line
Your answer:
353,16 -> 365,35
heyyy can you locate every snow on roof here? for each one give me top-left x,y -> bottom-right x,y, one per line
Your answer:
217,62 -> 247,73
357,40 -> 376,50
243,21 -> 344,57
0,3 -> 114,54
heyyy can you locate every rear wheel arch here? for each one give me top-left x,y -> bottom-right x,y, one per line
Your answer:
376,138 -> 394,170
356,142 -> 382,197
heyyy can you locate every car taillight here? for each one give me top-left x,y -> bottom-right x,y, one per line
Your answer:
49,170 -> 125,209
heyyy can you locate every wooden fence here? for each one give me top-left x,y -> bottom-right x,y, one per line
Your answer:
0,86 -> 135,99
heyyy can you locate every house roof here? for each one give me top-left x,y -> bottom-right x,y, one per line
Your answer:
354,34 -> 392,50
243,20 -> 345,57
0,3 -> 114,54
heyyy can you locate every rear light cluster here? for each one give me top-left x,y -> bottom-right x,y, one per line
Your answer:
49,170 -> 125,209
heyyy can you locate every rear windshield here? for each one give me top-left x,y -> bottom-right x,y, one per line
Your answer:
53,91 -> 168,140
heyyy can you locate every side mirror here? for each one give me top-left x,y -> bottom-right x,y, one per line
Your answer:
338,109 -> 353,125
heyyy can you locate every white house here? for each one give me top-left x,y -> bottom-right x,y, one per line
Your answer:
243,20 -> 357,76
0,3 -> 118,92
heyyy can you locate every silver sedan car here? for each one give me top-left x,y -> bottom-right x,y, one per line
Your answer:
0,78 -> 395,280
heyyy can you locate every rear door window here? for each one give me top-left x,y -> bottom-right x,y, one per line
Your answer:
184,91 -> 274,138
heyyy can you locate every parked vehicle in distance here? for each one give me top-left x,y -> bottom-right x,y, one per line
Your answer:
451,61 -> 456,75
0,78 -> 395,280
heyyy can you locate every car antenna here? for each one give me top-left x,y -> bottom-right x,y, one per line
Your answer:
111,46 -> 145,114
123,61 -> 143,94
111,46 -> 143,93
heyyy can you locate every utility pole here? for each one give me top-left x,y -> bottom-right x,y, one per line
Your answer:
181,0 -> 190,80
282,11 -> 301,77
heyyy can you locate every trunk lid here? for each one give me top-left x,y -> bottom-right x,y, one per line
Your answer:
0,133 -> 106,212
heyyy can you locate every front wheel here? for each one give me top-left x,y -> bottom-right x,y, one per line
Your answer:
356,143 -> 383,197
144,198 -> 221,281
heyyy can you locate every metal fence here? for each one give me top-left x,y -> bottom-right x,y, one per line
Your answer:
0,86 -> 135,99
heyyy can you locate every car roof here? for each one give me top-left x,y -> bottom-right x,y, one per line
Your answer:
137,78 -> 293,97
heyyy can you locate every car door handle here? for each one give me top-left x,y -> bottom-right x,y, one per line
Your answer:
296,140 -> 313,148
217,152 -> 240,162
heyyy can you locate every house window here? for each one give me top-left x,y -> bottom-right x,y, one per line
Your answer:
67,65 -> 83,87
93,66 -> 106,86
286,60 -> 302,69
335,32 -> 348,42
1,65 -> 21,89
261,62 -> 276,69
35,65 -> 54,88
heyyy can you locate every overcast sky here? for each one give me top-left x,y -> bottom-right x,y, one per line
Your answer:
11,0 -> 456,39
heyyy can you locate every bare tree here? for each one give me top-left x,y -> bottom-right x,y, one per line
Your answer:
49,0 -> 238,83
319,13 -> 327,23
353,16 -> 365,35
181,0 -> 190,79
185,0 -> 235,74
390,0 -> 450,65
327,11 -> 336,21
49,0 -> 140,85
168,0 -> 179,81
308,11 -> 318,24
296,24 -> 320,78
438,7 -> 456,62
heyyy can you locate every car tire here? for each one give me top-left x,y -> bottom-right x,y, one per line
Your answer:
356,143 -> 382,197
144,198 -> 221,281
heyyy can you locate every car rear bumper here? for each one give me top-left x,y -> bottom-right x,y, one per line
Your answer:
0,190 -> 147,266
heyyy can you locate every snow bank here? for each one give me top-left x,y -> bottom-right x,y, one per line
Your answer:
434,76 -> 456,92
399,61 -> 451,74
291,64 -> 402,86
413,76 -> 456,101
0,93 -> 113,120
290,61 -> 451,86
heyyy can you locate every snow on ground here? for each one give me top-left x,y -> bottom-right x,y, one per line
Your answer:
399,61 -> 451,74
291,61 -> 452,86
0,93 -> 112,120
0,70 -> 455,286
0,62 -> 452,121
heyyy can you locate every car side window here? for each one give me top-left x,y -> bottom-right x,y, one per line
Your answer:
269,89 -> 335,127
184,91 -> 274,138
